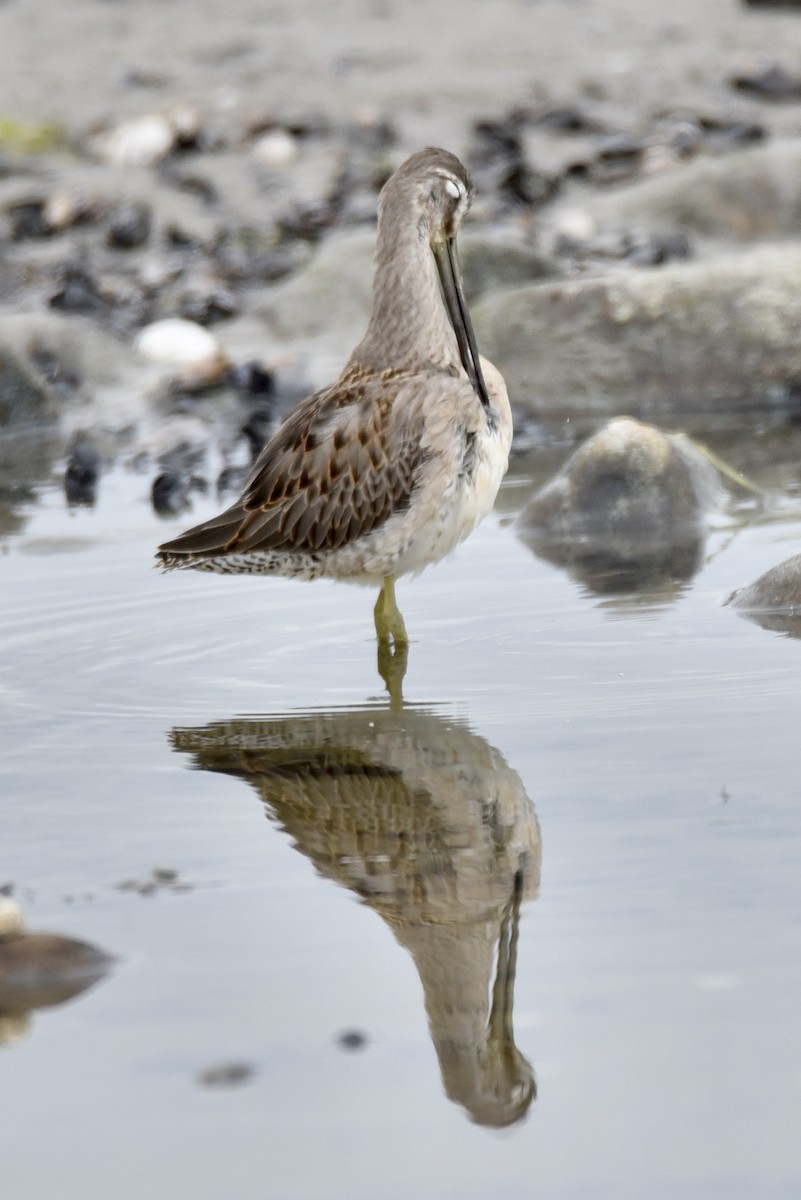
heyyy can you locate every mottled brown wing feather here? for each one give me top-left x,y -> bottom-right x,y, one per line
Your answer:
158,368 -> 424,562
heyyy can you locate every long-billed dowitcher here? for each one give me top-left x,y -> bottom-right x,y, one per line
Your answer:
157,148 -> 512,667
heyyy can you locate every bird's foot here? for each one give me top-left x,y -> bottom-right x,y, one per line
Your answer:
374,577 -> 408,708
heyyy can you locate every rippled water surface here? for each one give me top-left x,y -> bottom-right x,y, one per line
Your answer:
3,424 -> 801,1200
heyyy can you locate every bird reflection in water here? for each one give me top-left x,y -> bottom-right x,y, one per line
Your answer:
171,705 -> 541,1127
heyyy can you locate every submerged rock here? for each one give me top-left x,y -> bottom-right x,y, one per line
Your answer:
475,245 -> 801,415
517,418 -> 722,594
727,553 -> 801,637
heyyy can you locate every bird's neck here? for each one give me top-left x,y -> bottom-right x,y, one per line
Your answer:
349,213 -> 460,375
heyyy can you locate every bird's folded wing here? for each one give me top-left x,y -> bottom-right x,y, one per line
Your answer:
158,372 -> 427,561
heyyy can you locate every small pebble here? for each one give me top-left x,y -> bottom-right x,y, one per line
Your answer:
152,867 -> 178,883
230,361 -> 274,397
106,202 -> 152,249
7,200 -> 50,240
92,113 -> 175,167
44,191 -> 91,232
64,440 -> 101,507
178,288 -> 239,327
251,129 -> 298,167
198,1061 -> 256,1088
151,472 -> 197,516
337,1029 -> 369,1052
135,318 -> 224,368
241,408 -> 274,460
533,105 -> 603,134
730,62 -> 801,100
50,265 -> 109,315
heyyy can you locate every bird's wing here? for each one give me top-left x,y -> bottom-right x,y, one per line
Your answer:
158,368 -> 427,561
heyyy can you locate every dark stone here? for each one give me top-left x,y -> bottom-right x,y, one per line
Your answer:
164,224 -> 201,249
64,439 -> 100,507
7,200 -> 50,240
624,232 -> 693,267
241,408 -> 274,460
566,132 -> 646,186
28,349 -> 82,398
178,288 -> 239,326
532,106 -> 604,134
468,117 -> 559,209
170,173 -> 219,206
284,112 -> 332,139
730,62 -> 801,99
498,160 -> 559,207
698,114 -> 766,146
229,361 -> 274,397
197,1061 -> 255,1088
337,1029 -> 368,1051
217,464 -> 249,495
106,202 -> 152,249
595,133 -> 645,162
151,472 -> 194,516
121,67 -> 170,88
50,265 -> 109,315
470,117 -> 521,165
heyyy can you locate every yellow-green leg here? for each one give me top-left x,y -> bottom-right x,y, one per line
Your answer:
374,575 -> 408,709
373,575 -> 408,648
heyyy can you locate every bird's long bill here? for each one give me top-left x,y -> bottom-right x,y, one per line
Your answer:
432,237 -> 491,408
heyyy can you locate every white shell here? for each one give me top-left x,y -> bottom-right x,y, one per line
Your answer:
94,114 -> 175,167
251,129 -> 298,168
44,190 -> 85,231
135,319 -> 223,367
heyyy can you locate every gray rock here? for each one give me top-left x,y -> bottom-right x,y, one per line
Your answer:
517,417 -> 721,594
474,246 -> 801,416
561,140 -> 801,242
727,553 -> 801,637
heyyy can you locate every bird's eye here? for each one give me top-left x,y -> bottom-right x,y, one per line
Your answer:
444,178 -> 461,201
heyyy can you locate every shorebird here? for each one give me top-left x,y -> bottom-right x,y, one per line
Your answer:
157,148 -> 512,683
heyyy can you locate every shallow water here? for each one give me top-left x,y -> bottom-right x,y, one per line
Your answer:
3,420 -> 801,1200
